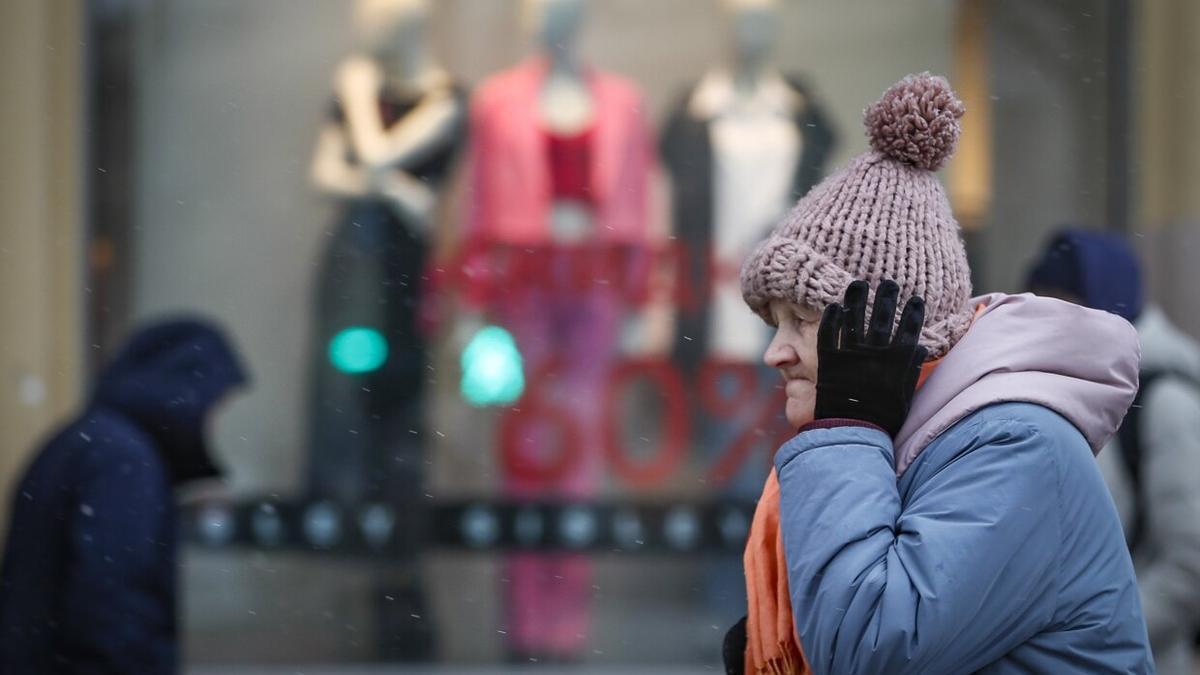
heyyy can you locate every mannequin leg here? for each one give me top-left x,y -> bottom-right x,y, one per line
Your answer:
497,287 -> 560,658
546,287 -> 621,658
703,363 -> 784,628
307,205 -> 390,502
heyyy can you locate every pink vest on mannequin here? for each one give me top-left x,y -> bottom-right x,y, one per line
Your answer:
465,57 -> 653,246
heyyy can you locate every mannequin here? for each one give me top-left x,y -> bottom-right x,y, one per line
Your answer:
535,0 -> 595,243
309,0 -> 465,501
307,0 -> 466,661
305,0 -> 465,626
457,0 -> 656,662
662,0 -> 835,375
659,0 -> 836,627
312,0 -> 462,228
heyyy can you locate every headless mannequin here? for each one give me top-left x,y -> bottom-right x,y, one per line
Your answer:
310,0 -> 463,228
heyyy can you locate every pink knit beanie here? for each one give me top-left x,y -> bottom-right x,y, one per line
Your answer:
740,72 -> 973,358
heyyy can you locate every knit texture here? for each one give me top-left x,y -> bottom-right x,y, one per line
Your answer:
741,73 -> 974,358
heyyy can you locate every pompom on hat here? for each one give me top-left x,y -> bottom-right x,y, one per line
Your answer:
741,72 -> 974,358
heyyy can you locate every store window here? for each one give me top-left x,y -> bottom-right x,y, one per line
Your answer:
78,0 -> 1140,670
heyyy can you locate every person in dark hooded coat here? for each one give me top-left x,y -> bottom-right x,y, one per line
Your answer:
0,318 -> 247,675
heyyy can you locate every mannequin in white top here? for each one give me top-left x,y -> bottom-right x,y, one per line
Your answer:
702,0 -> 800,362
310,0 -> 463,228
660,0 -> 814,635
665,0 -> 836,377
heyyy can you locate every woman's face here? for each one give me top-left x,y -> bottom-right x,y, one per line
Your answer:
764,300 -> 822,429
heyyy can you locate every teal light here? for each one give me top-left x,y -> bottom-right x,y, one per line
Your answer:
460,325 -> 524,406
328,326 -> 388,374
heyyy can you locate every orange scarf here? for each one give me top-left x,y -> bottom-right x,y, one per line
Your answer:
743,468 -> 810,674
743,360 -> 941,674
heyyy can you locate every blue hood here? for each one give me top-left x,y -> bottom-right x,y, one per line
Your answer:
92,318 -> 247,484
1026,227 -> 1143,322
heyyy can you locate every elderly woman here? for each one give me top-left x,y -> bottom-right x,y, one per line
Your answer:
726,74 -> 1154,674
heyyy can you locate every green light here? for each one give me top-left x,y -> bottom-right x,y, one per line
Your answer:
329,327 -> 388,374
460,325 -> 524,406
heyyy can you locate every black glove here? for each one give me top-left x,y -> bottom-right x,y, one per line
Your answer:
814,279 -> 927,437
722,615 -> 747,675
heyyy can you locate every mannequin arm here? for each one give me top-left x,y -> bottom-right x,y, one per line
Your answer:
336,57 -> 462,172
310,123 -> 436,227
375,170 -> 437,229
370,91 -> 462,172
310,124 -> 371,198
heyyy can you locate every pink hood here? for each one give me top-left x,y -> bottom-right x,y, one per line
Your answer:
894,293 -> 1141,475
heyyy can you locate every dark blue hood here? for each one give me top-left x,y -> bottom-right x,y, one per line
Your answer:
1026,228 -> 1143,322
92,318 -> 248,484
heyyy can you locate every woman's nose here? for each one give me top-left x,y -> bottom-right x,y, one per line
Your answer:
763,332 -> 798,369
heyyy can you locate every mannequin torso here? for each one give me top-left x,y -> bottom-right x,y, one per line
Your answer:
540,64 -> 594,135
528,0 -> 596,242
541,68 -> 595,242
310,0 -> 464,229
662,0 -> 837,369
704,69 -> 799,360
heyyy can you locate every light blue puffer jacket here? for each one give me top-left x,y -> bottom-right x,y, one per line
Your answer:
777,294 -> 1155,674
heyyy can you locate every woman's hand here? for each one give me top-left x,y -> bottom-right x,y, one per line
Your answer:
814,279 -> 927,437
